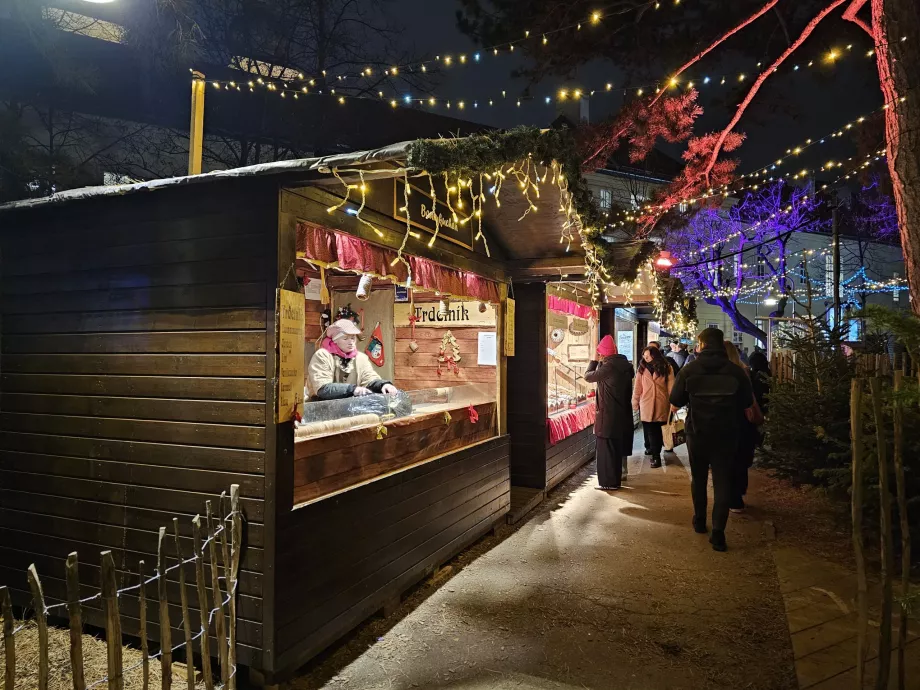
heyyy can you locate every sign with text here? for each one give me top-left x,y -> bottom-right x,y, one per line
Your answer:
277,289 -> 305,423
394,301 -> 496,328
393,178 -> 476,250
504,297 -> 515,356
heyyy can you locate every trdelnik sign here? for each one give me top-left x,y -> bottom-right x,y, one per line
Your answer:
394,301 -> 497,328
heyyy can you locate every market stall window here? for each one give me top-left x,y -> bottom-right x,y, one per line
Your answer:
546,289 -> 598,445
292,222 -> 500,506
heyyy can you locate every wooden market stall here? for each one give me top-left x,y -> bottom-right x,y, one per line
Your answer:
0,129 -> 656,683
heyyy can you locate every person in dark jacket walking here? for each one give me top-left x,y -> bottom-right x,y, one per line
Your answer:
669,328 -> 754,551
585,335 -> 635,490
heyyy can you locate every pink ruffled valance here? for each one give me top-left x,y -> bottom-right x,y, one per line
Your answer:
297,222 -> 501,303
548,295 -> 596,320
547,401 -> 597,445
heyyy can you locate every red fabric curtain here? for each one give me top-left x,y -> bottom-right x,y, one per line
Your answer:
548,294 -> 596,320
297,222 -> 501,303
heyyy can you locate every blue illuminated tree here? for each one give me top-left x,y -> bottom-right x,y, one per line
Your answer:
664,182 -> 827,341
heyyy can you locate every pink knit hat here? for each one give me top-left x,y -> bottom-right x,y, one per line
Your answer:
596,335 -> 618,357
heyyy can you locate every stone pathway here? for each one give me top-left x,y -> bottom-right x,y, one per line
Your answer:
289,435 -> 797,690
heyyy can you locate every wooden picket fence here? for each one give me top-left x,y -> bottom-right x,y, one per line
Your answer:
0,485 -> 243,690
772,351 -> 916,384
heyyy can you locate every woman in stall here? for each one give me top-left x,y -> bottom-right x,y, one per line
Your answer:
307,319 -> 399,400
585,335 -> 635,491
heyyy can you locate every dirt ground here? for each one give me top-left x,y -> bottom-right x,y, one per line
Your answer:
287,437 -> 799,690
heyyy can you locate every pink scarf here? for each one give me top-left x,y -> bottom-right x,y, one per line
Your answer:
321,336 -> 357,359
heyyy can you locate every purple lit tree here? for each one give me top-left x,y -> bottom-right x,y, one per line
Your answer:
664,182 -> 827,342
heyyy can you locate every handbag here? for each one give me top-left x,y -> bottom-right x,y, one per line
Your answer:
745,398 -> 765,426
662,410 -> 686,451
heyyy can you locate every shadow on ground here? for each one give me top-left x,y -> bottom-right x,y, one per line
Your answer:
285,439 -> 797,690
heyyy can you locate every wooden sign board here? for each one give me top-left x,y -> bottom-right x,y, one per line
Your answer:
277,289 -> 305,423
547,312 -> 568,331
393,178 -> 476,250
567,344 -> 591,362
504,297 -> 515,356
394,301 -> 496,328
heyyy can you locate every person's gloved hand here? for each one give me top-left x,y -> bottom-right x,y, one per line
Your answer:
354,386 -> 372,396
381,384 -> 399,396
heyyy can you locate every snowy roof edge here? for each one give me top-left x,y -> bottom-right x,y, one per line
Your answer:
0,140 -> 416,214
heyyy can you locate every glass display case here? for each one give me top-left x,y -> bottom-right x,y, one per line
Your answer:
546,307 -> 596,416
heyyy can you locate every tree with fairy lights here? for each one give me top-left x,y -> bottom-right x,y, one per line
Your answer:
665,182 -> 826,342
460,0 -> 920,314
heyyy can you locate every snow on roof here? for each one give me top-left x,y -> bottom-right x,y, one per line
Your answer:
0,140 -> 415,214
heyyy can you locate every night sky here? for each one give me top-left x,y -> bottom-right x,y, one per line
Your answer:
395,0 -> 883,178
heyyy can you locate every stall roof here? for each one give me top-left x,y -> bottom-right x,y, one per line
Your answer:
0,131 -> 654,280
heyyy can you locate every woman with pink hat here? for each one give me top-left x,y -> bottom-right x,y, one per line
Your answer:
584,334 -> 635,490
307,319 -> 398,400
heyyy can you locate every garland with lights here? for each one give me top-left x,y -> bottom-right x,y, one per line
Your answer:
404,126 -> 654,285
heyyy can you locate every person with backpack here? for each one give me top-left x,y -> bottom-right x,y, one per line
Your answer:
669,328 -> 753,552
632,345 -> 674,469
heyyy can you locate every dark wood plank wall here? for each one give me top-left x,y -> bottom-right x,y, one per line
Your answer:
0,180 -> 278,666
273,435 -> 510,678
506,283 -> 547,489
545,427 -> 595,491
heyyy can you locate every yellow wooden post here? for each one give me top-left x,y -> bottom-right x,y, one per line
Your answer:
188,71 -> 206,175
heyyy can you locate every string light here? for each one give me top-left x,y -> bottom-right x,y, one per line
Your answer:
192,32 -> 899,114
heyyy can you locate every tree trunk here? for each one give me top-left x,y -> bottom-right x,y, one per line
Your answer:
707,296 -> 768,342
874,0 -> 920,315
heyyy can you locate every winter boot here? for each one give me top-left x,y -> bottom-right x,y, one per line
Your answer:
709,530 -> 727,552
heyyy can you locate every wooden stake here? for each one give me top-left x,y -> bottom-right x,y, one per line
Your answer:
206,501 -> 229,686
173,519 -> 195,690
1,586 -> 14,690
228,485 -> 242,690
65,553 -> 85,690
192,516 -> 214,690
218,492 -> 230,591
851,379 -> 869,689
101,552 -> 124,690
138,560 -> 149,690
870,377 -> 894,690
892,371 -> 910,690
157,527 -> 172,690
27,564 -> 49,690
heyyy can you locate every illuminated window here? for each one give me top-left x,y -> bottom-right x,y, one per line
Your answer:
598,188 -> 613,208
825,255 -> 834,297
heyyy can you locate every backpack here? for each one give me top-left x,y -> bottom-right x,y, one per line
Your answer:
685,371 -> 742,436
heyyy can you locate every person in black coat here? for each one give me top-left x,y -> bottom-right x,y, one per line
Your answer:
585,335 -> 635,490
669,328 -> 753,551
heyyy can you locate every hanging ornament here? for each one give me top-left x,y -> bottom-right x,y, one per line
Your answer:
467,404 -> 479,424
336,303 -> 361,325
437,330 -> 461,376
365,322 -> 386,367
478,302 -> 488,313
550,328 -> 566,344
356,274 -> 373,301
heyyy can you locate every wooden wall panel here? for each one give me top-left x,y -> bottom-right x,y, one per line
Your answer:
0,180 -> 277,663
546,427 -> 595,491
507,283 -> 548,489
273,436 -> 510,678
393,325 -> 497,390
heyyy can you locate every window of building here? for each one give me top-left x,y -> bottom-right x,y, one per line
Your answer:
598,188 -> 613,208
707,322 -> 720,330
754,318 -> 766,349
893,272 -> 900,303
825,255 -> 834,297
756,256 -> 766,278
732,329 -> 743,345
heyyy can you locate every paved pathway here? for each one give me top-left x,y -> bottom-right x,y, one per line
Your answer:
290,434 -> 797,690
774,545 -> 920,689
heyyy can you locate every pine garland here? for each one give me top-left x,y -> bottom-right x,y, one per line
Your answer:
405,127 -> 653,284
